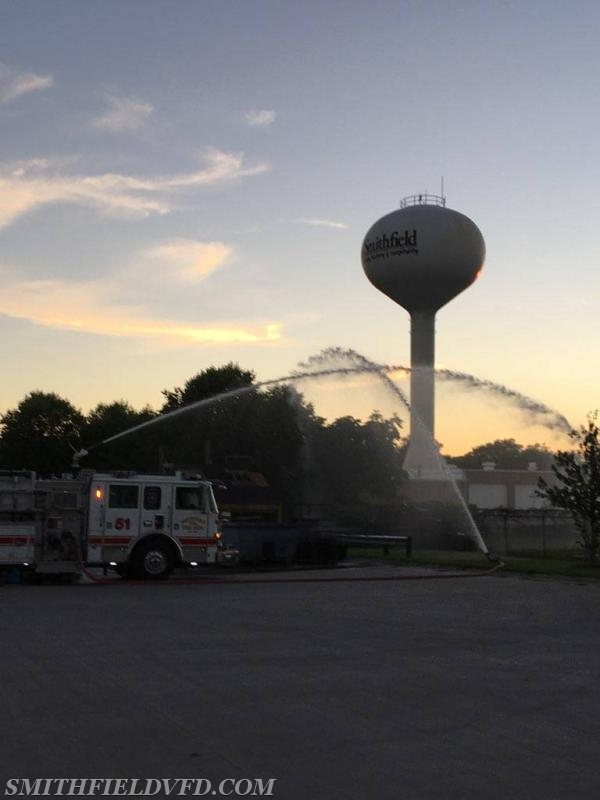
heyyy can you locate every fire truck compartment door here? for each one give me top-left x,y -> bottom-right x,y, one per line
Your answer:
0,524 -> 35,563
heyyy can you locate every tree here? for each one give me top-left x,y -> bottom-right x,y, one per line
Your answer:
537,413 -> 600,564
83,401 -> 158,471
311,412 -> 407,506
449,438 -> 555,470
247,385 -> 306,514
161,363 -> 255,411
159,366 -> 307,516
160,363 -> 259,469
0,391 -> 85,475
159,364 -> 259,467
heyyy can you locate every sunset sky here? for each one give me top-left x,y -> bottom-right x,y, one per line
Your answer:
1,0 -> 598,455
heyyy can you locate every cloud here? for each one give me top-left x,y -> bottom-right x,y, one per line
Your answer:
0,265 -> 281,346
0,149 -> 268,228
292,217 -> 347,230
0,62 -> 54,104
92,94 -> 154,132
143,239 -> 234,283
244,109 -> 277,127
153,148 -> 268,189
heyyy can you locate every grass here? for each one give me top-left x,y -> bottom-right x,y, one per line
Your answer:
347,546 -> 600,580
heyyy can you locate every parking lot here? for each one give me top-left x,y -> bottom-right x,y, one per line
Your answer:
2,565 -> 600,799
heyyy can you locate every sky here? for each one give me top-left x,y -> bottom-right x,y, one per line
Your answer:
0,0 -> 598,456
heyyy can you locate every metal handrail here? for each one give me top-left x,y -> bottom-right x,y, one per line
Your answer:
400,193 -> 446,208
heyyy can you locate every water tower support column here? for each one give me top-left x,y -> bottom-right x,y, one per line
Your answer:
404,311 -> 440,475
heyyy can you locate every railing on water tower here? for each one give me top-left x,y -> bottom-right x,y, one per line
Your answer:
400,193 -> 446,208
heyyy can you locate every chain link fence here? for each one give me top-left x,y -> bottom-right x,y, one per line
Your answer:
474,509 -> 578,556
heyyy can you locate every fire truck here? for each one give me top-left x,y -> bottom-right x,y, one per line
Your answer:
0,469 -> 235,579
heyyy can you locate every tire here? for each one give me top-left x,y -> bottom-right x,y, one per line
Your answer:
132,542 -> 174,580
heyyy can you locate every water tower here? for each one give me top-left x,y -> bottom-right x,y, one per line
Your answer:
361,194 -> 485,476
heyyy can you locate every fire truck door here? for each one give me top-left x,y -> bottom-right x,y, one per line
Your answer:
171,485 -> 208,542
140,484 -> 167,532
105,483 -> 141,541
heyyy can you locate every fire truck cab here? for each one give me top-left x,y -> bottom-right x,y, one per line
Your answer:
87,473 -> 223,578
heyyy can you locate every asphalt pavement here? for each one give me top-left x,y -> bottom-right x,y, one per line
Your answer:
2,564 -> 600,799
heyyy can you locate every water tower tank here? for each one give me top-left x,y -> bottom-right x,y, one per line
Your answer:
361,195 -> 485,475
362,196 -> 484,312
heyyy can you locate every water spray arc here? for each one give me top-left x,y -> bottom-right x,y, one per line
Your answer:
435,368 -> 572,433
82,350 -> 489,554
88,362 -> 402,451
300,348 -> 572,435
86,347 -> 570,456
297,349 -> 491,554
79,346 -> 571,558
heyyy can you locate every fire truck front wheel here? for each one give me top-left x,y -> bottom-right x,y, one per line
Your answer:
131,540 -> 174,580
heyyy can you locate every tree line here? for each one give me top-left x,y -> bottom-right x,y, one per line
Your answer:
0,364 -> 408,520
0,363 -> 556,477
